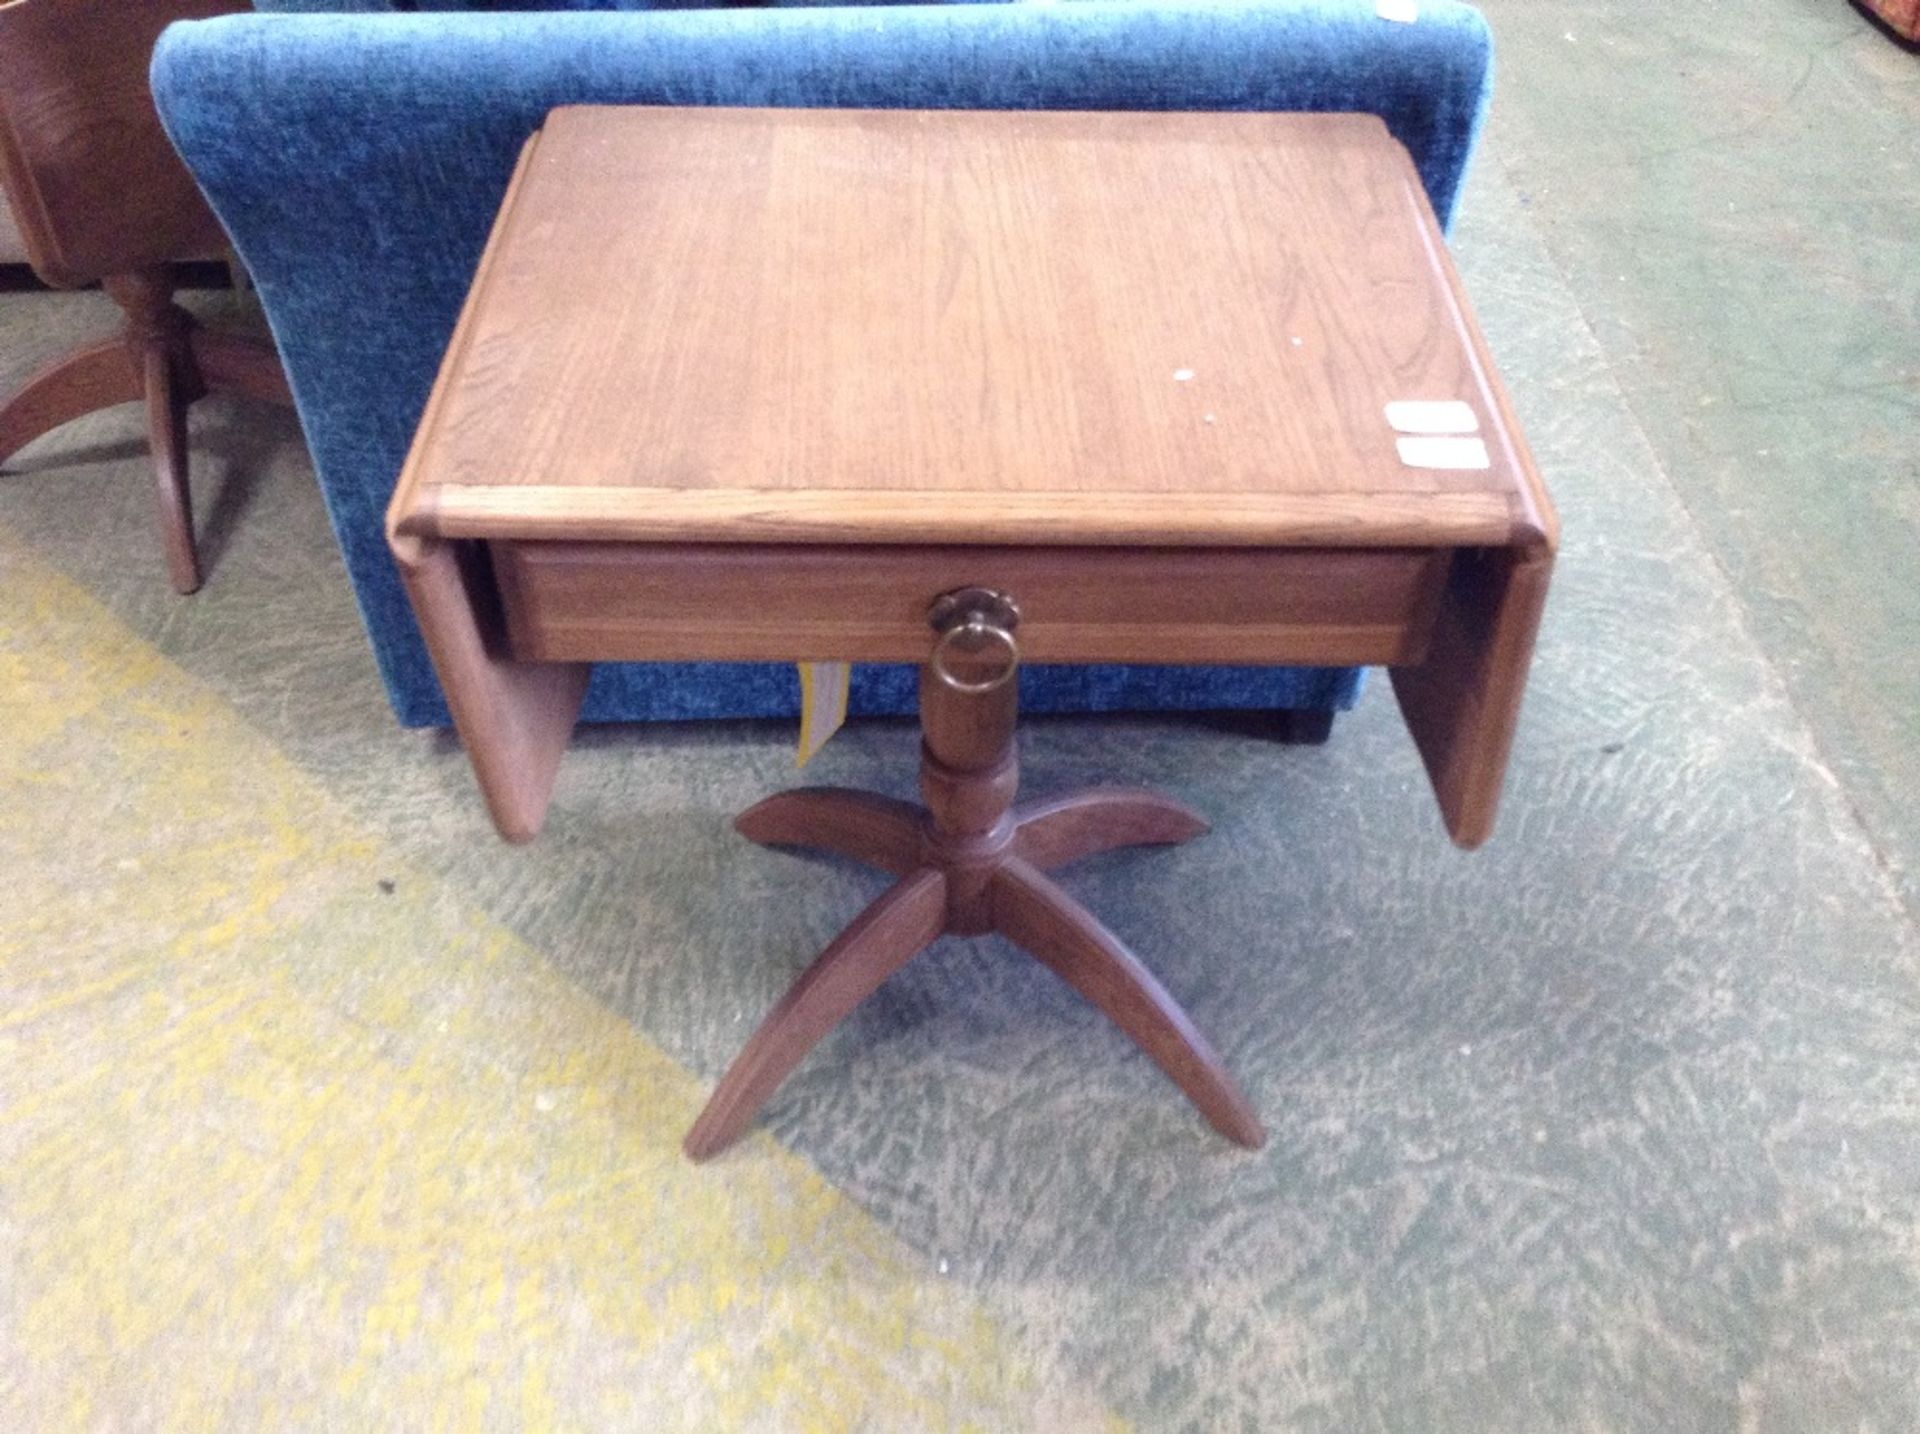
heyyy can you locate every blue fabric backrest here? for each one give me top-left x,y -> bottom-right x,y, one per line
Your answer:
155,3 -> 1492,725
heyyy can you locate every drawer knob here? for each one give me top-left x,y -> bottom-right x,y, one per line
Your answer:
928,587 -> 1022,695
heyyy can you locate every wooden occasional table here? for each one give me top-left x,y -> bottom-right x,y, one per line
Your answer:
388,107 -> 1557,1160
0,0 -> 292,595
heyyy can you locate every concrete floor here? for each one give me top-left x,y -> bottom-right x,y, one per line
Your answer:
3,3 -> 1918,1428
1477,0 -> 1920,924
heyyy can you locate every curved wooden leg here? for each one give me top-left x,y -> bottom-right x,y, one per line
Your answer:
1012,786 -> 1208,871
143,344 -> 200,595
735,787 -> 925,876
0,339 -> 141,467
190,327 -> 292,407
989,857 -> 1265,1148
685,866 -> 948,1161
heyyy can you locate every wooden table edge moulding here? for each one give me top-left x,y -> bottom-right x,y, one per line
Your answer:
387,107 -> 1558,1161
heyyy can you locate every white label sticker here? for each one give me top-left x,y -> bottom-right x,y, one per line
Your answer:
796,662 -> 851,767
1376,0 -> 1418,22
1396,434 -> 1491,470
1385,399 -> 1479,435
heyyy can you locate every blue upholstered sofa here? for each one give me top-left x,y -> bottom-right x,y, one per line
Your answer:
152,0 -> 1493,731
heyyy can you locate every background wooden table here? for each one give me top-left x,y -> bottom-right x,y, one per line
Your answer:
0,0 -> 290,594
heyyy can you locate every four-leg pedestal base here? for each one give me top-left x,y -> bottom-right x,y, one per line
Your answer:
685,665 -> 1266,1161
0,264 -> 292,594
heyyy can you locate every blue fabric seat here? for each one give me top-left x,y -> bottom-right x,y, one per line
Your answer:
153,0 -> 1492,728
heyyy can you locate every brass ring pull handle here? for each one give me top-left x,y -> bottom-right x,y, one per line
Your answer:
928,587 -> 1022,695
931,617 -> 1020,694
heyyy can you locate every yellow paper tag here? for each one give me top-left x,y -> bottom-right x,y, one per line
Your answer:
796,662 -> 851,767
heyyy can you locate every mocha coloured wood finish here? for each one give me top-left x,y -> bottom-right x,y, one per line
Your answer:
410,485 -> 1519,550
0,0 -> 292,593
0,0 -> 239,289
390,534 -> 590,844
490,543 -> 1446,666
690,674 -> 1266,1160
390,106 -> 1557,849
388,107 -> 1559,1153
392,107 -> 1552,551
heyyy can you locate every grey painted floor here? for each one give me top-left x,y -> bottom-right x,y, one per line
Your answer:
1477,0 -> 1920,920
2,3 -> 1917,1427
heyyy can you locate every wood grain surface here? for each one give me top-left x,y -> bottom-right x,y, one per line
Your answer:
0,1 -> 292,593
1391,545 -> 1555,849
689,669 -> 1263,1158
393,107 -> 1546,550
389,534 -> 590,843
402,484 -> 1521,550
389,106 -> 1559,855
490,541 -> 1445,665
0,0 -> 240,289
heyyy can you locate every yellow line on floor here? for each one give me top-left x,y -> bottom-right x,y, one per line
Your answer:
0,529 -> 1117,1430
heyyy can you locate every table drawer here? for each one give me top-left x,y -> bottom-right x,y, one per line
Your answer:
491,542 -> 1448,666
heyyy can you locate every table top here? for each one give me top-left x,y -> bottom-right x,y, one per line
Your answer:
392,105 -> 1554,553
0,0 -> 242,288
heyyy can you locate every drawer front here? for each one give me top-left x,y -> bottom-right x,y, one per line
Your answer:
491,542 -> 1447,666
